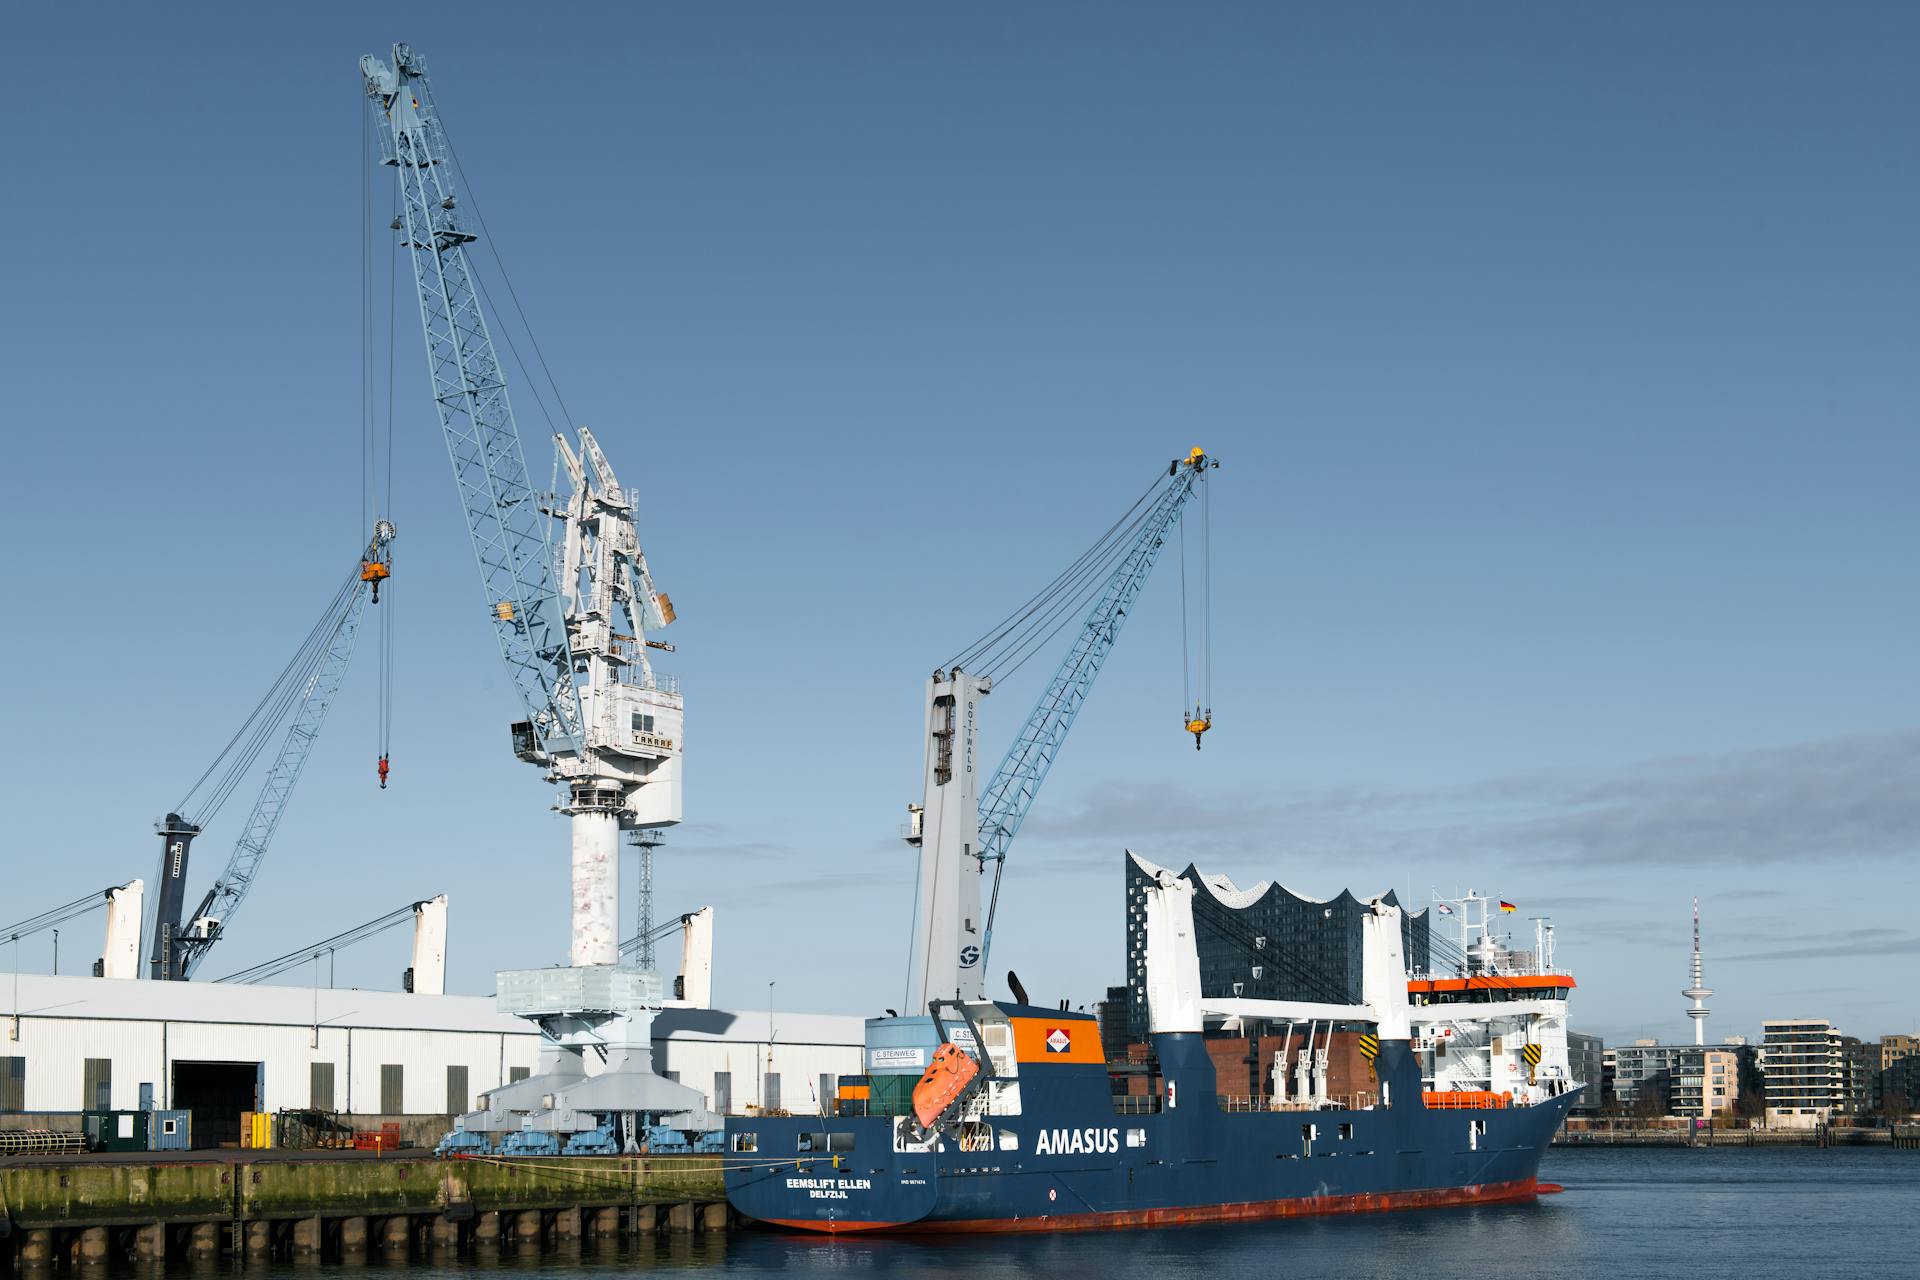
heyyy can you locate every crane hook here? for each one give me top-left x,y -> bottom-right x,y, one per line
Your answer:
1186,708 -> 1211,751
361,558 -> 392,603
377,754 -> 390,789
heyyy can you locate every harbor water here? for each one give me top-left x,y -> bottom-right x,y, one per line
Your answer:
174,1147 -> 1915,1279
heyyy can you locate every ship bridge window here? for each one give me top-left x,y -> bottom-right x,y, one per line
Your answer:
731,1132 -> 757,1153
632,713 -> 656,734
997,1129 -> 1020,1152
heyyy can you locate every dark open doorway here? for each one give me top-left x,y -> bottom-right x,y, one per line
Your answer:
171,1060 -> 260,1149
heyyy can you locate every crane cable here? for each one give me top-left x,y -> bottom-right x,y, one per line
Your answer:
1179,463 -> 1213,748
364,105 -> 397,790
945,468 -> 1170,679
0,887 -> 126,945
172,563 -> 366,824
212,900 -> 428,985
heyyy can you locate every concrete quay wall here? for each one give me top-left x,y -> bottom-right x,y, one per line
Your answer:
0,1154 -> 729,1268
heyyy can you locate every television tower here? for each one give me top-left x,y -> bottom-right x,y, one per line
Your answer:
1683,896 -> 1713,1045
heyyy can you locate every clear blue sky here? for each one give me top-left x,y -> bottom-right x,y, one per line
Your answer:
2,3 -> 1914,1046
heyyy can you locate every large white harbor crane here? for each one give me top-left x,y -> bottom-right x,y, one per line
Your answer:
360,45 -> 681,963
362,42 -> 703,1153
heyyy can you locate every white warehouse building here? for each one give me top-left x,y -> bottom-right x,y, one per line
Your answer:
0,975 -> 862,1147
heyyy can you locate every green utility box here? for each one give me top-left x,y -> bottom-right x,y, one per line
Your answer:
82,1110 -> 150,1153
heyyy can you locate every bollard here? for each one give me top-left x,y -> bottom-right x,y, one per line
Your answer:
702,1203 -> 729,1233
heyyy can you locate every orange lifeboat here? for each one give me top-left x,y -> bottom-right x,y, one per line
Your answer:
911,1043 -> 981,1131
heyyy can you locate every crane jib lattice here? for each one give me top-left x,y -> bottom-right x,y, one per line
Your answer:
362,44 -> 582,753
975,454 -> 1213,971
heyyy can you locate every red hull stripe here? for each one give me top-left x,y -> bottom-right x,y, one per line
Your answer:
760,1176 -> 1554,1235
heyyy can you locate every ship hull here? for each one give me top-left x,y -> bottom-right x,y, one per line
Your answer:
726,1028 -> 1577,1235
758,1175 -> 1553,1233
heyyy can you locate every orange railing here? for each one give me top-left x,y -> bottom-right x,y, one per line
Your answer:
1423,1090 -> 1512,1110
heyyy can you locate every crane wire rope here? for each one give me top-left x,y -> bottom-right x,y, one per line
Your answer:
0,887 -> 124,945
945,470 -> 1166,674
172,562 -> 364,823
212,900 -> 427,985
983,496 -> 1164,683
432,111 -> 577,430
1179,507 -> 1190,716
362,114 -> 398,777
616,913 -> 689,961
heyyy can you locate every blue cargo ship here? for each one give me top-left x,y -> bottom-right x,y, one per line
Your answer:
724,1000 -> 1575,1232
725,871 -> 1579,1233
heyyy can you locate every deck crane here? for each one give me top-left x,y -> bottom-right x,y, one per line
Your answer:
148,524 -> 394,980
904,450 -> 1218,1010
363,43 -> 701,1154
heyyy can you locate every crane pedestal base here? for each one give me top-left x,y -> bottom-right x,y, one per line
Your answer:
436,964 -> 716,1155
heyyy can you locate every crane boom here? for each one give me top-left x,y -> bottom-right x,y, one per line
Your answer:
153,525 -> 395,979
905,451 -> 1216,1007
978,458 -> 1209,867
360,44 -> 582,756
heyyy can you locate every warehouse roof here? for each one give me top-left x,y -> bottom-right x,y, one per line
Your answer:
5,975 -> 864,1045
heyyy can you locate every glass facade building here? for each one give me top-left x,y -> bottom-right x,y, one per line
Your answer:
1123,852 -> 1430,1041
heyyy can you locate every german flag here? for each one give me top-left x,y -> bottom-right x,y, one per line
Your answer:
1498,900 -> 1517,913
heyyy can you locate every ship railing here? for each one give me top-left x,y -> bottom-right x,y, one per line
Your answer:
1111,1095 -> 1163,1115
1218,1094 -> 1377,1113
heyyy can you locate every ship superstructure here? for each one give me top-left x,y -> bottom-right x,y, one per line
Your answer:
1409,893 -> 1578,1107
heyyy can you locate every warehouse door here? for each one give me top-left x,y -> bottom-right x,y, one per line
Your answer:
172,1061 -> 260,1149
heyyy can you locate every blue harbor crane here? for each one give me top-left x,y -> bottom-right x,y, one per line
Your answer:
149,524 -> 395,979
904,450 -> 1218,1008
